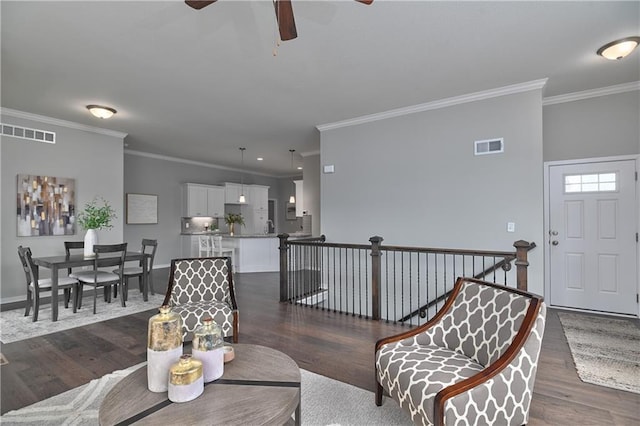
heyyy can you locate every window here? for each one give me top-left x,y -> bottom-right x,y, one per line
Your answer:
564,173 -> 617,193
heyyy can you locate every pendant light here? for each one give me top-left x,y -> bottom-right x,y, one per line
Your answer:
289,149 -> 296,204
239,147 -> 246,203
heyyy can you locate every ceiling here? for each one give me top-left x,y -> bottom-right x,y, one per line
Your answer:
2,1 -> 639,176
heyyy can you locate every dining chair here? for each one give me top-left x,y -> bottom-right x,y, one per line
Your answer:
17,246 -> 78,322
114,238 -> 157,300
71,243 -> 128,314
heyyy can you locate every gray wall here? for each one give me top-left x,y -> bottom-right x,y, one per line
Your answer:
543,91 -> 639,161
320,90 -> 545,294
277,175 -> 304,234
1,112 -> 125,302
123,152 -> 287,267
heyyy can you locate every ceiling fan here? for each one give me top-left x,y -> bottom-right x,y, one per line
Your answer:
185,0 -> 373,41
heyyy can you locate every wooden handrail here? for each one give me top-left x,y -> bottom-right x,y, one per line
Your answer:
398,242 -> 536,323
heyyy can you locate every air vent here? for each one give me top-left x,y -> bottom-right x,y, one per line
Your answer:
474,138 -> 503,156
1,123 -> 55,144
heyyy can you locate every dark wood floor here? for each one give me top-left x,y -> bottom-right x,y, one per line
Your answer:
1,269 -> 639,425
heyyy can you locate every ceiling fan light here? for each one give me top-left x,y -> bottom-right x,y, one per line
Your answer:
289,195 -> 296,204
597,37 -> 640,60
86,105 -> 117,119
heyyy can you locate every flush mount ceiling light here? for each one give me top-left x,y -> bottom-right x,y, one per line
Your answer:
289,149 -> 296,204
86,105 -> 117,119
597,36 -> 640,60
239,147 -> 246,203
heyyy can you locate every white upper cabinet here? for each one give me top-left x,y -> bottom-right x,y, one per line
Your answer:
184,183 -> 225,217
206,186 -> 225,218
250,185 -> 269,211
225,182 -> 244,204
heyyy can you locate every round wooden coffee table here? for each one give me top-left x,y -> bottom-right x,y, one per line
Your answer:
99,344 -> 301,425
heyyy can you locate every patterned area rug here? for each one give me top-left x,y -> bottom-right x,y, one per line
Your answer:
558,311 -> 640,394
0,366 -> 412,425
0,291 -> 165,344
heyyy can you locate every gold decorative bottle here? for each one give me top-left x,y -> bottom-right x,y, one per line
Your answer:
147,305 -> 183,392
168,354 -> 204,403
192,317 -> 224,382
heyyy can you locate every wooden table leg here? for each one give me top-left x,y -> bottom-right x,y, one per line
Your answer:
51,266 -> 59,321
142,257 -> 149,302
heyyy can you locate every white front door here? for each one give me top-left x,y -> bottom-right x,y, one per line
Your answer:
548,159 -> 637,315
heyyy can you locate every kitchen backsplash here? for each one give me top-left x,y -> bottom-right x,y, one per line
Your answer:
181,217 -> 220,233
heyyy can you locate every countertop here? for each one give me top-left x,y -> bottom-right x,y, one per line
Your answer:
180,232 -> 312,239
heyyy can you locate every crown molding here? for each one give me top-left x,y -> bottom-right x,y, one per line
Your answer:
542,81 -> 640,106
124,149 -> 278,178
0,107 -> 128,139
316,78 -> 548,132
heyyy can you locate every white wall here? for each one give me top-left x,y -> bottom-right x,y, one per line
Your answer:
543,90 -> 639,162
320,89 -> 544,294
1,110 -> 125,302
303,153 -> 321,236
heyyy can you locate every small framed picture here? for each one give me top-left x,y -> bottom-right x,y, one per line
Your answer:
126,193 -> 158,224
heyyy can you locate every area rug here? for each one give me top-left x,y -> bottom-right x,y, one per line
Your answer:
0,291 -> 165,344
0,365 -> 412,425
558,311 -> 640,394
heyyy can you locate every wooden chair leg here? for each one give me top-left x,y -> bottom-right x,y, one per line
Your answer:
375,380 -> 383,406
64,288 -> 70,308
24,290 -> 32,317
78,284 -> 84,309
33,292 -> 40,322
94,286 -> 98,314
119,282 -> 126,308
72,285 -> 78,313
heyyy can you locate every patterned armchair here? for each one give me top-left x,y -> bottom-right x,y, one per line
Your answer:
163,257 -> 238,342
375,277 -> 546,426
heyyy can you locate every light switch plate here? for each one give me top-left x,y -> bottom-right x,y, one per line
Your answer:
507,222 -> 515,233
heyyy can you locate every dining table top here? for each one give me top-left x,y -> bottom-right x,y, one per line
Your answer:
32,251 -> 147,268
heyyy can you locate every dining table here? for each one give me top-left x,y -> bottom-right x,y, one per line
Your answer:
32,251 -> 152,322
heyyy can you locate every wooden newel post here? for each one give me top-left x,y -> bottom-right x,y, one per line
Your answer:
369,236 -> 383,320
514,240 -> 530,292
278,233 -> 290,302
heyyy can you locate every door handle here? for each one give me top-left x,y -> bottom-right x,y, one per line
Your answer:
549,230 -> 558,236
551,240 -> 559,246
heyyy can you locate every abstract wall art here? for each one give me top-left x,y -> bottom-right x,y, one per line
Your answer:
16,174 -> 76,236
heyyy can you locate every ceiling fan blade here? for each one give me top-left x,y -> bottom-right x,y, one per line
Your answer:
185,0 -> 217,10
274,0 -> 298,41
355,0 -> 374,4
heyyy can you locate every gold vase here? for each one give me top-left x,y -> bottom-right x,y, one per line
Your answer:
147,305 -> 183,392
168,354 -> 204,403
229,222 -> 235,236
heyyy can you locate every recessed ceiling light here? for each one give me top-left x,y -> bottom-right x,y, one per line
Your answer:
257,157 -> 263,161
86,104 -> 117,119
297,166 -> 303,170
597,36 -> 640,60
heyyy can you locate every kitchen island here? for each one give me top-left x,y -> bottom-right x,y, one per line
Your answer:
181,233 -> 280,273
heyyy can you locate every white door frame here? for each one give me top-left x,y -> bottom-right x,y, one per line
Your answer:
543,154 -> 639,318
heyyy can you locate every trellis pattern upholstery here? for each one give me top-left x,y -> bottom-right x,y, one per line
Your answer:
375,277 -> 546,426
163,257 -> 238,342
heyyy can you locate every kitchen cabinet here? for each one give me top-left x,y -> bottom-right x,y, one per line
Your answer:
249,185 -> 269,211
225,182 -> 245,204
183,183 -> 225,217
206,186 -> 225,218
294,180 -> 304,217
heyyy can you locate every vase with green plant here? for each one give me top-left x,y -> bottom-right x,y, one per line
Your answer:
77,197 -> 116,257
224,213 -> 244,236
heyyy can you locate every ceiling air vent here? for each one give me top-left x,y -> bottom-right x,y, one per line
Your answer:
474,138 -> 503,156
1,123 -> 55,144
